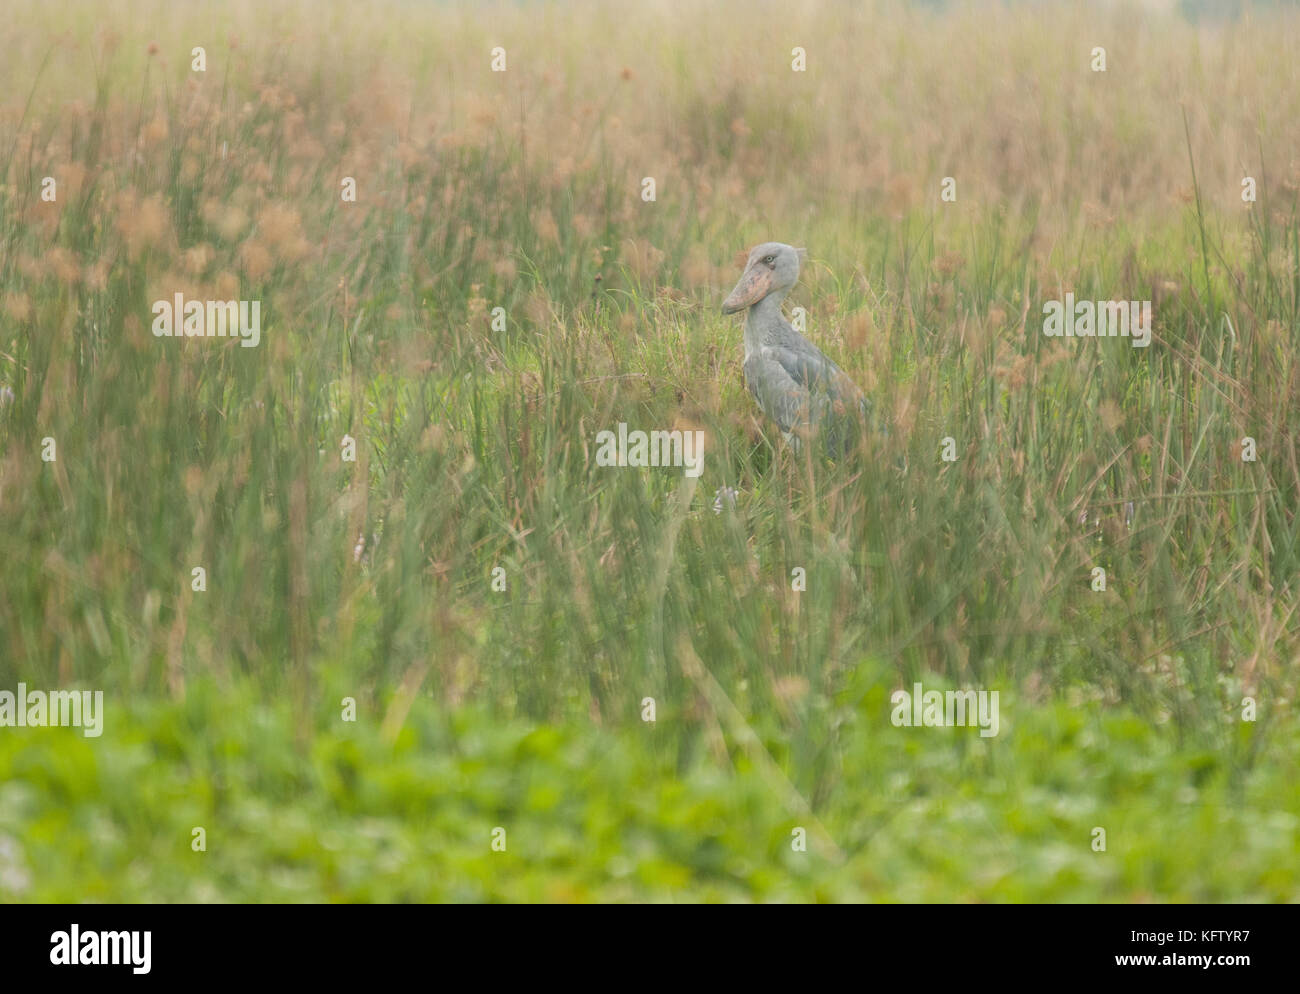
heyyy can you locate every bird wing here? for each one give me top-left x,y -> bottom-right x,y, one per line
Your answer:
749,343 -> 865,413
744,343 -> 871,452
743,350 -> 816,436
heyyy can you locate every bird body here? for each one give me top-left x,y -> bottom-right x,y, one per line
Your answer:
723,242 -> 868,453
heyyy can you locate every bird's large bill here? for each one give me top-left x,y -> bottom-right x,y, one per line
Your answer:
722,267 -> 774,314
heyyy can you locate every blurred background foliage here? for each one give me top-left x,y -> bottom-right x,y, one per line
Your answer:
0,0 -> 1296,900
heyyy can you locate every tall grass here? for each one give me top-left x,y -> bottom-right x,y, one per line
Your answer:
0,0 -> 1296,898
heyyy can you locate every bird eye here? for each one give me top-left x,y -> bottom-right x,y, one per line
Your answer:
763,255 -> 775,264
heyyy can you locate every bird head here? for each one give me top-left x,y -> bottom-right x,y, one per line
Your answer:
722,242 -> 807,314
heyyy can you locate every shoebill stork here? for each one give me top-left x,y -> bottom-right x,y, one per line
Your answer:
722,242 -> 868,455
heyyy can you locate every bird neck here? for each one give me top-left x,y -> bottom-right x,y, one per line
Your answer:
743,291 -> 790,357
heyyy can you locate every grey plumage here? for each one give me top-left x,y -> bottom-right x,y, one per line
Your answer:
722,242 -> 869,454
